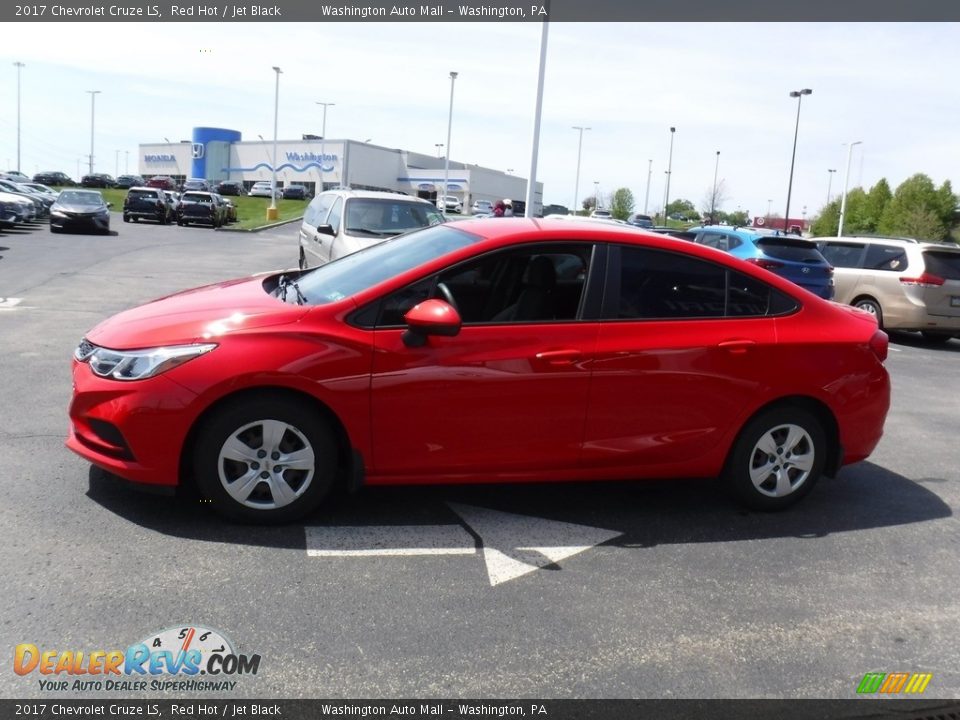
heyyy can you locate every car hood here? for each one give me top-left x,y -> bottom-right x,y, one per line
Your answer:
53,202 -> 107,213
85,274 -> 309,350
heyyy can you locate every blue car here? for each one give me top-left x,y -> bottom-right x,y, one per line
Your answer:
687,225 -> 834,299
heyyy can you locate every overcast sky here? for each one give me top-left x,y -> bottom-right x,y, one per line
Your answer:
3,22 -> 958,218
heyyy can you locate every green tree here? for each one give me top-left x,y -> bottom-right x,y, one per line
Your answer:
610,187 -> 635,220
861,179 -> 892,233
879,174 -> 956,240
810,200 -> 841,236
666,198 -> 698,221
582,195 -> 597,213
840,188 -> 870,234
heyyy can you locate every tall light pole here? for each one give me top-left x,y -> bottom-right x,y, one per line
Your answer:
125,150 -> 129,175
268,66 -> 282,219
86,90 -> 101,175
826,168 -> 837,205
784,88 -> 812,232
837,141 -> 862,238
441,71 -> 458,213
663,127 -> 676,223
710,150 -> 720,223
593,181 -> 600,210
524,18 -> 548,218
115,149 -> 120,178
315,100 -> 334,193
643,158 -> 652,214
571,126 -> 590,215
767,199 -> 773,217
14,62 -> 25,172
163,136 -> 181,181
434,143 -> 444,158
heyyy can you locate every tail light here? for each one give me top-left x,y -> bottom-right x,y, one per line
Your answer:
745,258 -> 785,271
899,273 -> 944,287
869,329 -> 889,362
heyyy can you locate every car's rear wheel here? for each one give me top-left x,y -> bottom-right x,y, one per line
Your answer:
123,214 -> 130,223
725,406 -> 826,511
298,248 -> 307,270
852,297 -> 883,329
193,397 -> 338,523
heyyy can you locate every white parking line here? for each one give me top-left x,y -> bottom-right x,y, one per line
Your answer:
305,524 -> 476,557
0,297 -> 23,310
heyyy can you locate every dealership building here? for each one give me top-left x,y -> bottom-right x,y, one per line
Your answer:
139,127 -> 542,214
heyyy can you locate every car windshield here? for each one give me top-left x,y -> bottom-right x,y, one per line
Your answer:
344,198 -> 445,236
293,224 -> 481,306
58,191 -> 102,205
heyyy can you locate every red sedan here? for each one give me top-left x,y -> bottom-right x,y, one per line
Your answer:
67,219 -> 890,523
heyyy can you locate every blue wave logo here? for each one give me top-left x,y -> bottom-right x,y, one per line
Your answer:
225,161 -> 336,173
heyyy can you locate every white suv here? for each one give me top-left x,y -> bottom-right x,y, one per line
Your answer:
814,235 -> 960,343
438,195 -> 462,214
248,181 -> 280,198
298,190 -> 445,268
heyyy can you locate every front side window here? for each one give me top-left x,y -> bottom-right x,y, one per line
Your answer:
304,194 -> 336,227
326,197 -> 344,232
820,242 -> 865,268
370,244 -> 594,327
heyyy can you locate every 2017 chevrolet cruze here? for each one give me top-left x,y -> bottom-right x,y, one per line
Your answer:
68,219 -> 891,523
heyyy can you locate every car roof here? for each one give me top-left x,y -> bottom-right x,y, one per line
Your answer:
317,189 -> 432,203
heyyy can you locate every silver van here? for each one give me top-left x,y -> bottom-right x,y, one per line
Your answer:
814,236 -> 960,343
298,189 -> 445,269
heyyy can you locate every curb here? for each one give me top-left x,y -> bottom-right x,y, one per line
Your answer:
218,216 -> 304,233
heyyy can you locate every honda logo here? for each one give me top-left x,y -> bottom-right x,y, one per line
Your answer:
191,143 -> 205,159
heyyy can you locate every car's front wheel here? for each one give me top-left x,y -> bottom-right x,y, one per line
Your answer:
193,396 -> 339,523
725,406 -> 826,511
852,297 -> 883,329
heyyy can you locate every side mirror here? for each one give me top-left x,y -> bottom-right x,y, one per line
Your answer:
106,202 -> 113,209
402,299 -> 462,347
317,224 -> 336,236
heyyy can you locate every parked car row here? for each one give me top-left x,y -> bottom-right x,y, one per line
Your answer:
122,187 -> 237,228
0,177 -> 56,220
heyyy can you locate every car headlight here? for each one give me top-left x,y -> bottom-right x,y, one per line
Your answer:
50,210 -> 67,218
74,340 -> 217,381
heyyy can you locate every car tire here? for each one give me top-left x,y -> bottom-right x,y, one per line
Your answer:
123,214 -> 130,223
192,396 -> 339,524
298,248 -> 307,270
132,216 -> 139,223
50,226 -> 60,234
725,406 -> 826,512
852,297 -> 883,329
920,332 -> 953,345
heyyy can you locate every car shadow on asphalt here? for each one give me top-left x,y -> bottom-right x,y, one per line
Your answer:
86,461 -> 951,550
889,331 -> 960,352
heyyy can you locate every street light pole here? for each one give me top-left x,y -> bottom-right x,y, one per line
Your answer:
837,141 -> 862,237
14,62 -> 25,172
115,149 -> 120,178
125,150 -> 129,175
571,126 -> 590,216
784,88 -> 812,232
434,143 -> 444,158
315,101 -> 334,192
442,71 -> 458,214
826,168 -> 837,205
663,127 -> 676,223
643,158 -> 652,214
524,18 -> 549,218
269,66 -> 282,219
593,181 -> 600,210
710,150 -> 720,223
86,90 -> 101,175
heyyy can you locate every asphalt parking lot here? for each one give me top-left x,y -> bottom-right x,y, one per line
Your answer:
0,218 -> 958,701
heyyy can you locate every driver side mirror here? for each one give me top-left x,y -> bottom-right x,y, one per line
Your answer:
317,224 -> 335,236
402,299 -> 462,347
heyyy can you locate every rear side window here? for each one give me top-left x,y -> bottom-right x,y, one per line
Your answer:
863,244 -> 908,271
614,247 -> 797,319
820,242 -> 865,268
757,238 -> 824,262
923,251 -> 960,280
698,232 -> 740,251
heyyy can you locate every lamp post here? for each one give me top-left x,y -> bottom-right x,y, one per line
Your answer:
663,127 -> 676,224
315,101 -> 334,193
784,88 -> 812,232
434,143 -> 444,158
710,150 -> 720,223
571,126 -> 590,216
523,18 -> 548,218
643,159 -> 652,214
826,168 -> 837,205
837,141 -> 862,238
14,62 -> 25,172
593,181 -> 600,211
163,136 -> 181,183
441,71 -> 458,214
268,66 -> 282,219
125,150 -> 129,175
86,90 -> 101,175
115,149 -> 120,179
767,199 -> 773,217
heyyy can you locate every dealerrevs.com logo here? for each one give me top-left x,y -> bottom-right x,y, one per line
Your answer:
14,625 -> 261,692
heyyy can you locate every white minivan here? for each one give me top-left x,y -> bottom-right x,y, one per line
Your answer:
298,189 -> 445,269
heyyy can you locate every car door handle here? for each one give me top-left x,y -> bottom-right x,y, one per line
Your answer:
717,340 -> 756,354
535,349 -> 582,366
